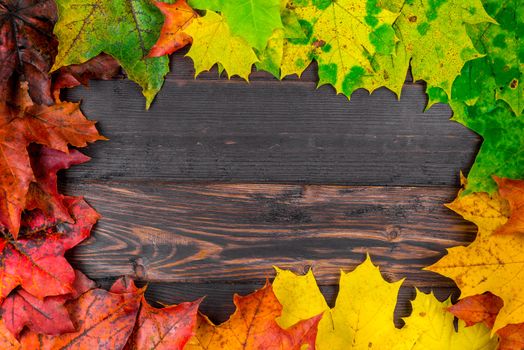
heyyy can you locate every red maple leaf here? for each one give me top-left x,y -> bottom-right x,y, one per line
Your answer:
0,196 -> 99,301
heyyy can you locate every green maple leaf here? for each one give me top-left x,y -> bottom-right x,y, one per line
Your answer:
450,58 -> 524,194
469,0 -> 523,116
184,11 -> 259,79
281,0 -> 400,98
256,0 -> 306,78
189,0 -> 283,51
395,0 -> 494,97
52,0 -> 169,108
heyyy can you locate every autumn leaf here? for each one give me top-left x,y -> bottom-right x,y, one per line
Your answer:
450,293 -> 524,350
494,177 -> 524,235
273,255 -> 404,349
20,277 -> 144,350
0,84 -> 104,236
124,297 -> 201,350
148,0 -> 197,58
186,282 -> 321,350
188,0 -> 282,51
0,196 -> 99,302
280,0 -> 399,97
255,0 -> 306,78
52,0 -> 169,108
184,11 -> 258,80
52,53 -> 121,93
426,188 -> 524,332
0,319 -> 19,349
26,146 -> 90,227
467,0 -> 523,116
395,0 -> 493,97
0,270 -> 95,338
0,0 -> 57,105
400,290 -> 498,349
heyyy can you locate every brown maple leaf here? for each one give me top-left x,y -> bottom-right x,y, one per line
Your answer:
0,196 -> 99,302
0,83 -> 104,237
0,270 -> 95,338
52,53 -> 121,95
494,177 -> 524,235
187,282 -> 321,350
449,293 -> 524,350
0,0 -> 58,105
20,277 -> 144,350
148,0 -> 197,57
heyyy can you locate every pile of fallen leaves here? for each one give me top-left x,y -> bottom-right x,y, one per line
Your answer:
0,0 -> 522,348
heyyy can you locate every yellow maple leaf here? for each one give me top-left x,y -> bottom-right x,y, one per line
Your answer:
426,188 -> 524,332
183,11 -> 258,80
280,0 -> 400,97
274,256 -> 498,349
274,255 -> 404,349
400,290 -> 498,349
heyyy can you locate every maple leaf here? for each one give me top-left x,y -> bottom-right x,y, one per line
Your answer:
395,0 -> 494,97
467,0 -> 523,116
273,256 -> 496,349
0,84 -> 104,236
52,0 -> 169,108
399,290 -> 498,349
0,319 -> 19,349
0,270 -> 95,338
0,196 -> 99,302
0,0 -> 57,105
20,277 -> 144,350
255,0 -> 307,78
426,188 -> 524,332
186,282 -> 321,350
450,293 -> 524,350
124,297 -> 201,350
494,177 -> 524,235
148,0 -> 197,58
273,255 -> 404,349
188,0 -> 282,51
26,146 -> 90,227
184,11 -> 258,80
280,0 -> 400,98
52,53 -> 121,93
444,55 -> 524,194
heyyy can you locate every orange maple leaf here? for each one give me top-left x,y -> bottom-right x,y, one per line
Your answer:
148,0 -> 197,57
494,177 -> 524,235
187,282 -> 321,350
449,293 -> 524,350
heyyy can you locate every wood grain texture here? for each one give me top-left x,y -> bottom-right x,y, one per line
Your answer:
63,55 -> 479,186
63,182 -> 474,287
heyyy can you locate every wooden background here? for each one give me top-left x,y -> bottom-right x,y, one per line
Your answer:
61,52 -> 481,325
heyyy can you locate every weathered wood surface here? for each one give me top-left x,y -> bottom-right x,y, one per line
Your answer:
64,66 -> 479,186
64,182 -> 475,286
62,53 -> 481,323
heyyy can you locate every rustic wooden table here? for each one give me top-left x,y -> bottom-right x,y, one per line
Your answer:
61,52 -> 480,325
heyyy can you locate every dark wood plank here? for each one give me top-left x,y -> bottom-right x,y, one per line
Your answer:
63,182 -> 474,286
63,77 -> 479,186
